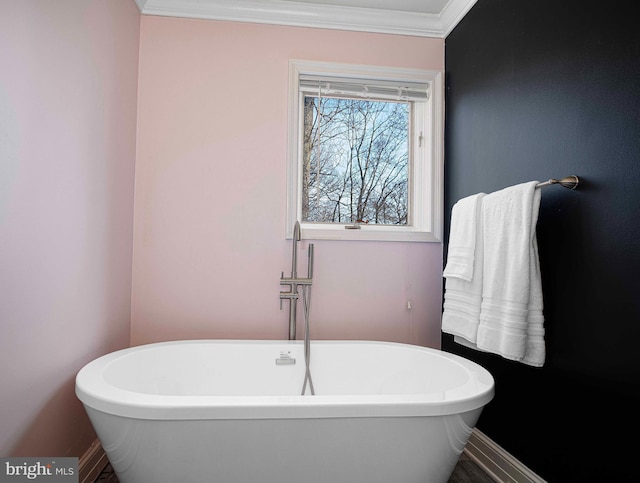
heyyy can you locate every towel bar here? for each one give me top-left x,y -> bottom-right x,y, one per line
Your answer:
535,175 -> 579,190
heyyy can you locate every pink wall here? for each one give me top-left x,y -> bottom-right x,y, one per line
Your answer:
0,1 -> 139,457
132,17 -> 444,347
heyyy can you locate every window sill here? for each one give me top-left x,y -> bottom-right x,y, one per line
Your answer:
293,223 -> 442,242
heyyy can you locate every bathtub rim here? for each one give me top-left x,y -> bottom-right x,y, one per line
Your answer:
76,339 -> 494,421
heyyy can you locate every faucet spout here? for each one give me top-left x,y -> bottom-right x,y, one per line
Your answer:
291,221 -> 301,279
293,220 -> 301,242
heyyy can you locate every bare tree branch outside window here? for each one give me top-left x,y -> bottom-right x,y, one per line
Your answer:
302,96 -> 410,225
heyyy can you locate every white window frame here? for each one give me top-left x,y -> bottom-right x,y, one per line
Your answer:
286,60 -> 443,242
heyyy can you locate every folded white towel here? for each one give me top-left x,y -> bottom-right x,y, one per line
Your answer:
443,194 -> 484,282
475,181 -> 545,367
442,193 -> 485,344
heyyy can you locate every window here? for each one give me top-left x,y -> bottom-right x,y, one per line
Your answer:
287,60 -> 443,242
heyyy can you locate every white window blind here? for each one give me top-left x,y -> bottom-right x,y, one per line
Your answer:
299,74 -> 428,102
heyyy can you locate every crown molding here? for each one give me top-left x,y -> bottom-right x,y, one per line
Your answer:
134,0 -> 148,12
440,0 -> 478,37
134,0 -> 477,38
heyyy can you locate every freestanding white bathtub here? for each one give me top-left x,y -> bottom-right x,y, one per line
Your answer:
76,340 -> 494,483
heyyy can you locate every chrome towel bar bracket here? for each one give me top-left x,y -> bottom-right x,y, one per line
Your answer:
536,175 -> 579,190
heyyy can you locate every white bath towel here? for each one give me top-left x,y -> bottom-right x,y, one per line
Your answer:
442,193 -> 486,344
475,181 -> 546,367
443,194 -> 484,282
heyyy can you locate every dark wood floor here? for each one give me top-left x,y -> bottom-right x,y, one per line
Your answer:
95,452 -> 495,482
94,463 -> 117,483
449,452 -> 496,483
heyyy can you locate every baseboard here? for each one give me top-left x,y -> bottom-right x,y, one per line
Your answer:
464,428 -> 547,483
79,438 -> 108,483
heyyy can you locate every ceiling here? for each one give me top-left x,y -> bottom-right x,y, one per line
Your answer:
134,0 -> 478,38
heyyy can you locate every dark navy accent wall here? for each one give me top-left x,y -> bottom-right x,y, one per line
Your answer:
444,0 -> 640,480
